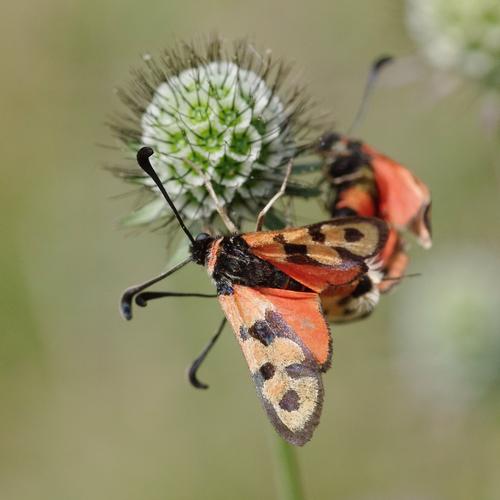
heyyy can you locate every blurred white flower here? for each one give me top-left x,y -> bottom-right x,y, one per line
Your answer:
392,249 -> 500,411
406,0 -> 500,89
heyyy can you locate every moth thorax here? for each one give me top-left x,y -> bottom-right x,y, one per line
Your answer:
190,233 -> 214,266
329,146 -> 367,177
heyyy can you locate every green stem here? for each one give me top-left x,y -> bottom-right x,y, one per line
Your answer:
271,433 -> 305,500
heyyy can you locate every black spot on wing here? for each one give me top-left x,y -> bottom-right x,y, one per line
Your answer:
283,243 -> 321,265
249,310 -> 326,446
333,245 -> 368,264
248,320 -> 275,346
259,362 -> 276,380
284,243 -> 308,255
307,224 -> 326,243
286,363 -> 318,379
344,227 -> 364,242
273,234 -> 286,244
327,216 -> 389,257
279,390 -> 300,412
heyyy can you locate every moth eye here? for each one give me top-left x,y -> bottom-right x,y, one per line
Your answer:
195,232 -> 211,241
318,132 -> 340,151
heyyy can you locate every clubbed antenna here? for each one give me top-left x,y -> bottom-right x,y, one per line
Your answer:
136,147 -> 195,245
348,55 -> 394,134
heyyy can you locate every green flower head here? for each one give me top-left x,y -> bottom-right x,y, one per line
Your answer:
110,37 -> 317,232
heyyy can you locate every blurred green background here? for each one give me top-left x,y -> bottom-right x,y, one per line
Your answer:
1,0 -> 499,499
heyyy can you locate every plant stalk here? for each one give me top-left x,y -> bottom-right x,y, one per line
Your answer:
271,433 -> 305,500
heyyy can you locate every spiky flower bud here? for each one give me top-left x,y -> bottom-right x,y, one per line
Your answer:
111,38 -> 316,232
406,0 -> 500,89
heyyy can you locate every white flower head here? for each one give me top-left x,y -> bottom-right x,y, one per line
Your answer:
406,0 -> 500,89
111,37 -> 317,231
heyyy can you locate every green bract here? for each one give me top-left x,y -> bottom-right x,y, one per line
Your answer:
111,38 -> 316,231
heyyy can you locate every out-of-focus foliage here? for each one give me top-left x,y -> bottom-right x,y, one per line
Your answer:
1,1 -> 499,499
405,0 -> 500,132
393,249 -> 500,410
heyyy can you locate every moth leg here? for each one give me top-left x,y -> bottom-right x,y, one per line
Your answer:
185,158 -> 238,233
188,317 -> 227,390
120,257 -> 191,321
135,291 -> 216,307
255,158 -> 293,231
380,272 -> 421,284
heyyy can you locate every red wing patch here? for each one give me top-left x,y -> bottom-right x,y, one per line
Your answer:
218,285 -> 332,446
335,184 -> 377,217
259,288 -> 332,369
242,216 -> 388,293
364,144 -> 432,249
378,229 -> 410,294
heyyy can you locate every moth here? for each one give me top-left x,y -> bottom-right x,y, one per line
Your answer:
320,228 -> 408,322
121,147 -> 389,446
316,132 -> 431,322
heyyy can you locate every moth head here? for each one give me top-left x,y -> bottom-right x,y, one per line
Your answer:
316,132 -> 342,153
191,232 -> 214,265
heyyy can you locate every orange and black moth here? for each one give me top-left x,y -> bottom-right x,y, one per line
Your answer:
316,132 -> 432,323
121,147 -> 389,446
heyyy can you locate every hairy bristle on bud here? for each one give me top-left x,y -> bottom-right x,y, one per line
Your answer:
109,36 -> 322,232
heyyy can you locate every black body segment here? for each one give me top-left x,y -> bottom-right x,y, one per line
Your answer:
209,236 -> 309,295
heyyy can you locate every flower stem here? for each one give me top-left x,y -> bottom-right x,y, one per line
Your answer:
271,433 -> 305,500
